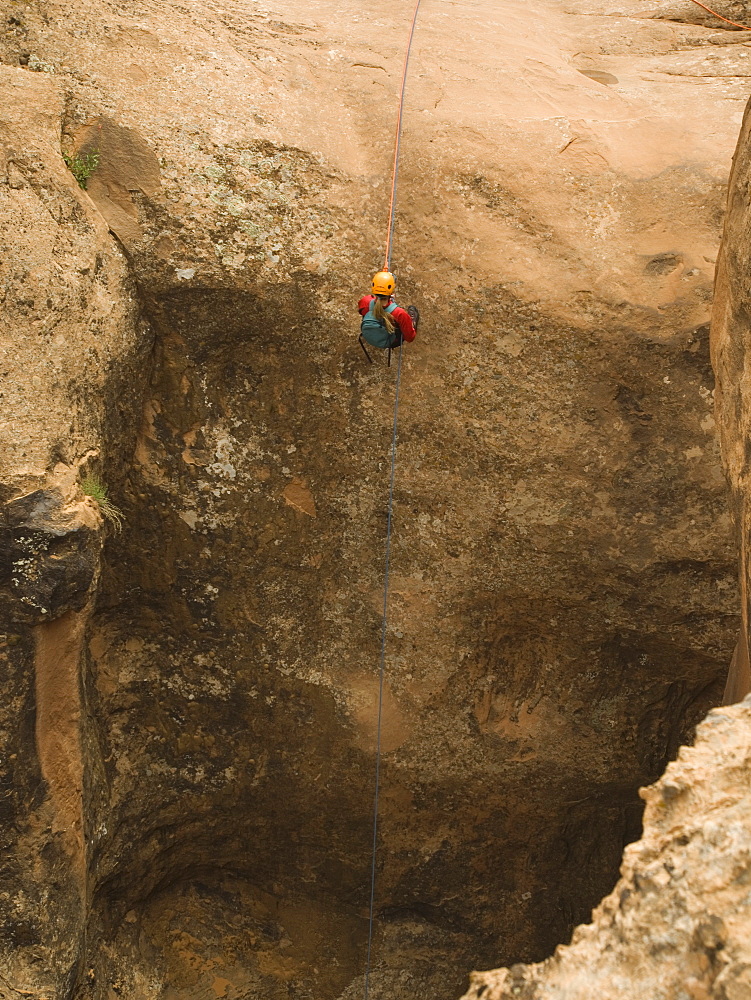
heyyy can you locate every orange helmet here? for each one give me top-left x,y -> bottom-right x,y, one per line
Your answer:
371,270 -> 395,296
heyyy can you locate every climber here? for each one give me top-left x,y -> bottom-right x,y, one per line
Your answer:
358,271 -> 419,358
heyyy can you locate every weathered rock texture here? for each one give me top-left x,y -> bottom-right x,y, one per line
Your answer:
714,82 -> 751,707
462,698 -> 751,1000
0,0 -> 746,997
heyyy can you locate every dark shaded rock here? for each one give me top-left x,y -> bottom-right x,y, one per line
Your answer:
1,490 -> 100,623
645,253 -> 682,276
578,69 -> 619,86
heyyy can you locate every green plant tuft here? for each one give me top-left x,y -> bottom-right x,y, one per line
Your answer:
63,149 -> 100,190
80,475 -> 123,532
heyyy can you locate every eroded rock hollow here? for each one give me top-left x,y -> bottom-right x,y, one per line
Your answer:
0,1 -> 745,998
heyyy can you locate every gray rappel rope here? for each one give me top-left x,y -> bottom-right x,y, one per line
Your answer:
364,3 -> 422,998
363,345 -> 403,1000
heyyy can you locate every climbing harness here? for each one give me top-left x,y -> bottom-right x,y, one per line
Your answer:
363,3 -> 422,999
680,0 -> 751,30
358,329 -> 399,368
359,335 -> 375,365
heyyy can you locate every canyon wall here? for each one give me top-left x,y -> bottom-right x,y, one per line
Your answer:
0,1 -> 746,998
714,88 -> 751,706
462,697 -> 751,1000
463,12 -> 751,997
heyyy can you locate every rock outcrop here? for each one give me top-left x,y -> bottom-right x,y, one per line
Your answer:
713,86 -> 751,706
0,1 -> 747,998
462,697 -> 751,1000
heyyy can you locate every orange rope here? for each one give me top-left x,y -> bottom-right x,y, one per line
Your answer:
682,0 -> 751,30
383,0 -> 422,270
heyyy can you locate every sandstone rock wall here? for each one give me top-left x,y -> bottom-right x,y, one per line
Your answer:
0,62 -> 150,994
0,1 -> 746,997
713,90 -> 751,706
460,9 -> 751,996
462,697 -> 751,1000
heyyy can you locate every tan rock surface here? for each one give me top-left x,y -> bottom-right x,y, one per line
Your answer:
0,1 -> 748,998
713,77 -> 751,707
462,697 -> 751,1000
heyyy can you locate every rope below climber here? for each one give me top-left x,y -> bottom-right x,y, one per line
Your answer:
362,2 -> 422,997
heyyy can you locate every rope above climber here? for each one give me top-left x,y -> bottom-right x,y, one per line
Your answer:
358,270 -> 419,363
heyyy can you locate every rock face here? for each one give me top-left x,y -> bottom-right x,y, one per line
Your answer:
713,89 -> 751,707
462,698 -> 751,1000
0,1 -> 746,998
